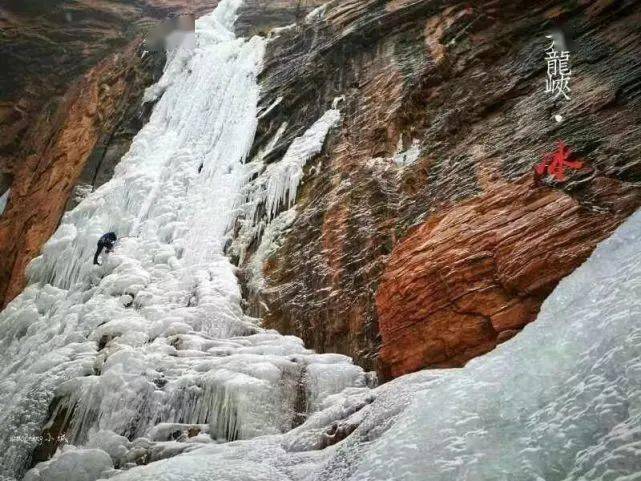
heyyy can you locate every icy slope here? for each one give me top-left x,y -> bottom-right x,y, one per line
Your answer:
94,202 -> 641,481
347,205 -> 641,480
0,2 -> 367,480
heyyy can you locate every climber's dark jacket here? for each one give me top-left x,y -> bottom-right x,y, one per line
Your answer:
94,232 -> 117,265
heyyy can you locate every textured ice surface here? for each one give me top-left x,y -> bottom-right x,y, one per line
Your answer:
3,0 -> 641,478
262,108 -> 340,221
0,187 -> 9,215
23,447 -> 114,481
344,207 -> 641,481
244,208 -> 297,294
393,138 -> 421,166
102,207 -> 641,481
0,2 -> 366,480
101,369 -> 444,481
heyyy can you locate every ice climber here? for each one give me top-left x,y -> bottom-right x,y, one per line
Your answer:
93,232 -> 117,265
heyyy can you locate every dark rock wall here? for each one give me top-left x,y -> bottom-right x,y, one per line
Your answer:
0,0 -> 214,165
236,0 -> 327,36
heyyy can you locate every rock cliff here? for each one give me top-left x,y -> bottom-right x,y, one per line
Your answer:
0,41 -> 166,305
2,2 -> 641,478
239,0 -> 641,377
0,0 -> 331,308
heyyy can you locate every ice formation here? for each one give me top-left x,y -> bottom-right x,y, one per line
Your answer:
305,3 -> 329,23
2,0 -> 641,479
74,191 -> 641,481
393,138 -> 421,166
255,109 -> 339,221
0,187 -> 9,215
261,108 -> 341,221
0,3 -> 366,480
244,208 -> 297,295
230,108 -> 340,263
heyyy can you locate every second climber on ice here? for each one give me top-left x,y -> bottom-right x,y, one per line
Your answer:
94,232 -> 117,265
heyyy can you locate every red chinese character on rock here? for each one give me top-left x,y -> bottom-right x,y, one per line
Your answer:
535,141 -> 584,182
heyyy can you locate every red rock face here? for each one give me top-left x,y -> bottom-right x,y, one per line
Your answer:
244,0 -> 641,377
0,40 -> 164,306
376,178 -> 641,378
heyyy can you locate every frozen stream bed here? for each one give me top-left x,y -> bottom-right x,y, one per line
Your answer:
1,1 -> 641,480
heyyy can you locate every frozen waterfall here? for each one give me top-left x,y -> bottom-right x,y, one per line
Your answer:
1,0 -> 641,480
0,2 -> 368,480
63,186 -> 641,481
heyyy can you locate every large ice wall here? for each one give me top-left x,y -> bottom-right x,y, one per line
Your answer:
0,2 -> 368,480
83,200 -> 641,481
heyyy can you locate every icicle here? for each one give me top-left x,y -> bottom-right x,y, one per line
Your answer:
244,208 -> 297,295
302,354 -> 369,413
263,109 -> 341,220
230,109 -> 341,262
0,187 -> 10,215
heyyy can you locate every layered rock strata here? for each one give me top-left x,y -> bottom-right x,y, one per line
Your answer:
0,41 -> 165,306
240,0 -> 641,377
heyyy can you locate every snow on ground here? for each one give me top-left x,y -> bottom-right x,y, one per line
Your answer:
345,206 -> 641,481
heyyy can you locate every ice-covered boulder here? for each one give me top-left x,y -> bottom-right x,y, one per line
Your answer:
23,447 -> 113,481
